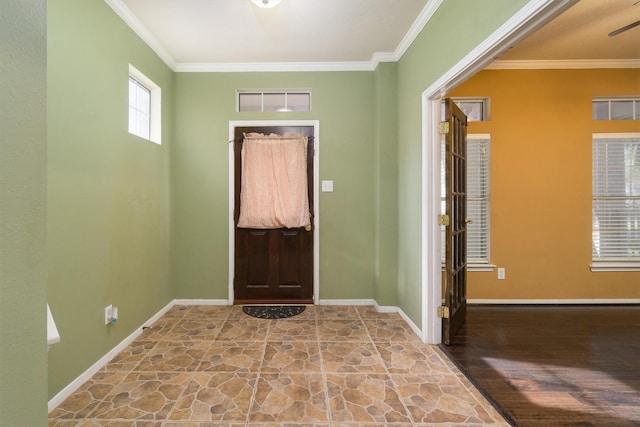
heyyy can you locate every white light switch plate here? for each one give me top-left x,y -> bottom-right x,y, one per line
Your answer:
321,180 -> 334,192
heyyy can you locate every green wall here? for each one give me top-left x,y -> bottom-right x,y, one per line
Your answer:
373,62 -> 399,306
47,0 -> 174,397
172,72 -> 378,301
0,0 -> 48,423
396,0 -> 530,324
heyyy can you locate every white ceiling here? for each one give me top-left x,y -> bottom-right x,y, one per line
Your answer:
498,0 -> 640,61
112,0 -> 640,70
116,0 -> 430,67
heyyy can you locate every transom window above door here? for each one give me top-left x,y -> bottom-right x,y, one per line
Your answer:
237,90 -> 311,112
593,97 -> 640,121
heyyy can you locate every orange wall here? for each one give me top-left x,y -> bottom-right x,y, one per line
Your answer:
448,68 -> 640,300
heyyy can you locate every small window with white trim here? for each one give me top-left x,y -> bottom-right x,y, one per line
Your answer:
128,65 -> 161,144
237,90 -> 311,112
593,97 -> 640,120
442,98 -> 490,121
592,133 -> 640,271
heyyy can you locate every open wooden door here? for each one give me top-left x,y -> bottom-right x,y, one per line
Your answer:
441,98 -> 468,345
233,126 -> 314,304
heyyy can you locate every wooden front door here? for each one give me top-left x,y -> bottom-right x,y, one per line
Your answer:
442,98 -> 468,345
233,126 -> 314,304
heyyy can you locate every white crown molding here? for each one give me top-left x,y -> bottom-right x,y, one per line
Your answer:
104,0 -> 177,70
371,52 -> 399,66
393,0 -> 444,61
174,61 -> 376,73
487,59 -> 640,69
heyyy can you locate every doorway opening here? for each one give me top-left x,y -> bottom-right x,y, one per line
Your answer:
228,120 -> 320,305
420,0 -> 576,344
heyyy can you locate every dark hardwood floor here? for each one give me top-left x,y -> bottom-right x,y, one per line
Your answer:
441,305 -> 640,427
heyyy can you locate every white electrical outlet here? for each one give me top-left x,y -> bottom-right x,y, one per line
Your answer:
321,180 -> 334,192
105,304 -> 113,325
497,268 -> 506,280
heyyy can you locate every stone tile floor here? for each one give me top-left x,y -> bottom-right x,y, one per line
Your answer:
49,305 -> 509,426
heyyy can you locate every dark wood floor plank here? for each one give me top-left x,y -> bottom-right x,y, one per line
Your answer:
442,305 -> 640,427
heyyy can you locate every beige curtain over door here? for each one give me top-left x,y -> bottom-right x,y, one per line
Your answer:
237,132 -> 311,229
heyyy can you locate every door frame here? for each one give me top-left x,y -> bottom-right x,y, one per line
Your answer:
420,0 -> 577,344
228,120 -> 320,305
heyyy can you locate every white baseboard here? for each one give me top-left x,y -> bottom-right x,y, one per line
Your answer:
318,299 -> 375,306
173,299 -> 230,306
373,301 -> 399,313
397,308 -> 423,341
48,300 -> 176,413
468,298 -> 640,305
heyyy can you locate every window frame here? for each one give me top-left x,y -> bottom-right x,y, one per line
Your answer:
128,64 -> 161,144
592,97 -> 640,121
591,132 -> 640,272
441,133 -> 494,272
446,97 -> 491,122
237,89 -> 312,113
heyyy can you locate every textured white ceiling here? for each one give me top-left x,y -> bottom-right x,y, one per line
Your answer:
119,0 -> 429,64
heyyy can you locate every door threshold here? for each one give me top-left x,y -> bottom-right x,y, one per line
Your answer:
235,299 -> 314,306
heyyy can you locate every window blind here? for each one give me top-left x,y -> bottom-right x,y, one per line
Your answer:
592,134 -> 640,261
441,135 -> 490,265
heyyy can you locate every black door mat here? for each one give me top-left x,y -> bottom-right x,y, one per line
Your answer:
242,305 -> 306,319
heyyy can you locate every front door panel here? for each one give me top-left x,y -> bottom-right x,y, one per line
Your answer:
233,126 -> 314,304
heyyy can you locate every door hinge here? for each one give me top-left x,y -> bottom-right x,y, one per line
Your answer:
438,121 -> 450,134
437,305 -> 450,319
438,214 -> 450,226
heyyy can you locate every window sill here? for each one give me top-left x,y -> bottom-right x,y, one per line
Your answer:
590,262 -> 640,272
468,263 -> 496,272
441,263 -> 495,272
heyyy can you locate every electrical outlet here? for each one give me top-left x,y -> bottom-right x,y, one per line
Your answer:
497,268 -> 506,280
105,304 -> 113,325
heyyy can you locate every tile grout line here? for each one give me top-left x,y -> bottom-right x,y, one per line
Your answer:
316,314 -> 335,426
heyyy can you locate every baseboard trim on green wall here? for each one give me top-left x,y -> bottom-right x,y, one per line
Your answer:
397,308 -> 422,340
48,299 -> 176,413
173,299 -> 230,305
318,298 -> 376,306
469,299 -> 640,305
318,299 -> 398,314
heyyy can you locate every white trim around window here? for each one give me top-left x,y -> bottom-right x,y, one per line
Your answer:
591,132 -> 640,272
128,64 -> 161,144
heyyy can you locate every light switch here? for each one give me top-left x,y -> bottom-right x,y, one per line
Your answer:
321,180 -> 334,192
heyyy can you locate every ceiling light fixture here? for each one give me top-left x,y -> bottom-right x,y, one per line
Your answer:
250,0 -> 282,8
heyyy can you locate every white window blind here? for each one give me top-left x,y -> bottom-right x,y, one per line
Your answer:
442,135 -> 491,266
592,133 -> 640,265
